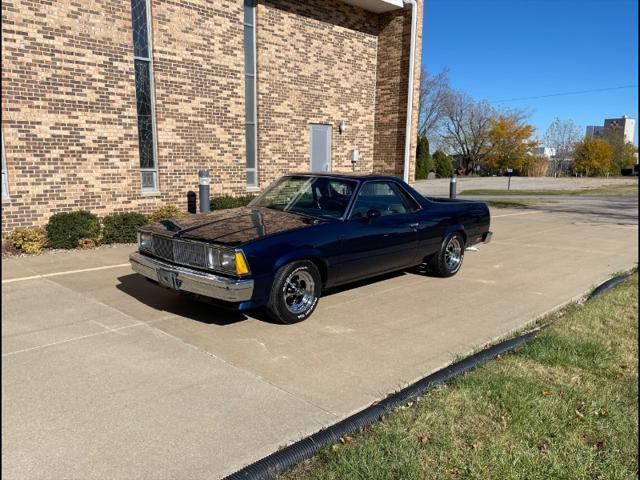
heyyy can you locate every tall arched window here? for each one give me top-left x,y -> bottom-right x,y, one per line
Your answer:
244,0 -> 258,187
131,0 -> 159,192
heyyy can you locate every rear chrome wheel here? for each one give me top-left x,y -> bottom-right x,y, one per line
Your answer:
426,232 -> 465,277
267,260 -> 321,324
444,237 -> 463,271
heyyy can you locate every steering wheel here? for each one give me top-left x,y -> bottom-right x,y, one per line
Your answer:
319,198 -> 343,212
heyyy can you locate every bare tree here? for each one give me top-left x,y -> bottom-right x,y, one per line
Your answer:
418,67 -> 450,143
439,90 -> 496,172
543,118 -> 582,177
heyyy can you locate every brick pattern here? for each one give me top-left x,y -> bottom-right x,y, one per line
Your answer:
2,0 -> 142,230
373,1 -> 422,182
1,0 -> 421,231
256,0 -> 379,182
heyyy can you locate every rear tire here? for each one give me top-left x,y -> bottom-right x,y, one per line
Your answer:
267,260 -> 322,324
427,232 -> 465,277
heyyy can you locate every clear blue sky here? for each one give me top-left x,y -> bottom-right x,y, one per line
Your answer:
422,0 -> 639,145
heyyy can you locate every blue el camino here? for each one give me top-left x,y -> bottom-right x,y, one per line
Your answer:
130,173 -> 492,323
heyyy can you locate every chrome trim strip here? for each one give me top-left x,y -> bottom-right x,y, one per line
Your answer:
129,252 -> 254,302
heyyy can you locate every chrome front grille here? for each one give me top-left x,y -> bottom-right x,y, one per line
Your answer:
152,235 -> 174,262
173,240 -> 208,269
151,235 -> 207,269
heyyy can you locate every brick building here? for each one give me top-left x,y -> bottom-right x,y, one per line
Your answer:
1,0 -> 422,231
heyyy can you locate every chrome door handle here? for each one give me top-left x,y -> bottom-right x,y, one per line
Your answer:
409,223 -> 419,229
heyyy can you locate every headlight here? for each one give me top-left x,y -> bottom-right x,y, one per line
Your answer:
206,246 -> 250,275
138,232 -> 153,251
220,251 -> 236,271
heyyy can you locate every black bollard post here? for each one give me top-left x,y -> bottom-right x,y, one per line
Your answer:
449,174 -> 457,199
198,170 -> 210,213
187,191 -> 197,214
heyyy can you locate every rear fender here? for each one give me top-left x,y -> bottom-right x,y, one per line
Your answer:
444,224 -> 467,244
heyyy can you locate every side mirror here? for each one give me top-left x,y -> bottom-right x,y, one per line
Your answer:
366,209 -> 381,223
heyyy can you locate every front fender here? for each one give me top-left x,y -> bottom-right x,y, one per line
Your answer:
273,248 -> 325,273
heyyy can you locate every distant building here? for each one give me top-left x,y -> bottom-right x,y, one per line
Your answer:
533,147 -> 556,158
586,116 -> 636,144
604,116 -> 636,144
585,125 -> 604,139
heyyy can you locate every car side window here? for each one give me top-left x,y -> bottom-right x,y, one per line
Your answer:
349,181 -> 412,219
390,183 -> 421,213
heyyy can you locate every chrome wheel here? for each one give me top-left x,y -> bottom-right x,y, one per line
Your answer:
444,237 -> 462,271
283,270 -> 316,315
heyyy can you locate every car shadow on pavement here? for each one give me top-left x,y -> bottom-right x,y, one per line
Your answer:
116,273 -> 250,326
116,266 -> 438,326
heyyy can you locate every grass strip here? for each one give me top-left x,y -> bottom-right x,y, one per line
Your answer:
284,273 -> 638,480
460,184 -> 638,196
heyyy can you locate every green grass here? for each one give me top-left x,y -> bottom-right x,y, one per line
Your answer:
461,184 -> 638,196
283,273 -> 639,480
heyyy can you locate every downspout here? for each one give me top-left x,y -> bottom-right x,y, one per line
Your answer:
402,0 -> 418,183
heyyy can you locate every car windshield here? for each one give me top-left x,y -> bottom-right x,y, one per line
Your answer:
250,176 -> 357,219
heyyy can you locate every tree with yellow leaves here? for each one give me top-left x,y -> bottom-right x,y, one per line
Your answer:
485,113 -> 539,173
573,138 -> 613,176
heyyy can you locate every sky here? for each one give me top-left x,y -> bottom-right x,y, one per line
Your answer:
422,0 -> 639,145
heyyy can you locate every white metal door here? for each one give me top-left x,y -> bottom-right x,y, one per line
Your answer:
309,124 -> 331,172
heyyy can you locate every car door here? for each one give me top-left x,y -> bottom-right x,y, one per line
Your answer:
333,181 -> 421,284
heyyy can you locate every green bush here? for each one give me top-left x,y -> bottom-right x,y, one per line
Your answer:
102,212 -> 149,244
211,194 -> 256,210
149,205 -> 187,223
415,136 -> 434,180
433,150 -> 454,178
8,227 -> 48,254
46,211 -> 100,249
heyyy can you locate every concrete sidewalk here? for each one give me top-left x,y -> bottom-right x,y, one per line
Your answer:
2,200 -> 638,479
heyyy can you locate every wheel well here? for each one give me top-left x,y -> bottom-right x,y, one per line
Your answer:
308,257 -> 328,286
457,229 -> 467,245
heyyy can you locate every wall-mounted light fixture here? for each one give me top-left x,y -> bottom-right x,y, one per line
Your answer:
338,120 -> 347,134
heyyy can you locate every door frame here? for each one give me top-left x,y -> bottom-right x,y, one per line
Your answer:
309,123 -> 332,173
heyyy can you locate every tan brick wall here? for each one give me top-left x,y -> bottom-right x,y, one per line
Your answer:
1,0 -> 143,230
373,0 -> 422,183
1,0 -> 422,231
152,0 -> 246,198
256,0 -> 379,184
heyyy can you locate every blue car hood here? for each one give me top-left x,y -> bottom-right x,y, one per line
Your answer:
142,207 -> 320,247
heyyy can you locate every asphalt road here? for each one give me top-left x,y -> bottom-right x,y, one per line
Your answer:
2,193 -> 638,479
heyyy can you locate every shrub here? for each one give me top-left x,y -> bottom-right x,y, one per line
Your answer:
433,150 -> 454,178
2,238 -> 20,256
149,205 -> 187,223
415,136 -> 434,180
78,237 -> 98,249
8,227 -> 48,254
211,194 -> 256,210
46,211 -> 100,249
102,212 -> 148,244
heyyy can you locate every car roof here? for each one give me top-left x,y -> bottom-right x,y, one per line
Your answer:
286,172 -> 404,182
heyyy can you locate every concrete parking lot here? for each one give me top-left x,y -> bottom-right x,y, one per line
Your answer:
2,190 -> 638,479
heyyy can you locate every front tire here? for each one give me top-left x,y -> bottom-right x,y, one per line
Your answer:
267,260 -> 322,324
427,232 -> 465,277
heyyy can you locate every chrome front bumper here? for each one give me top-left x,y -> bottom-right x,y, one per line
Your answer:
129,252 -> 254,303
